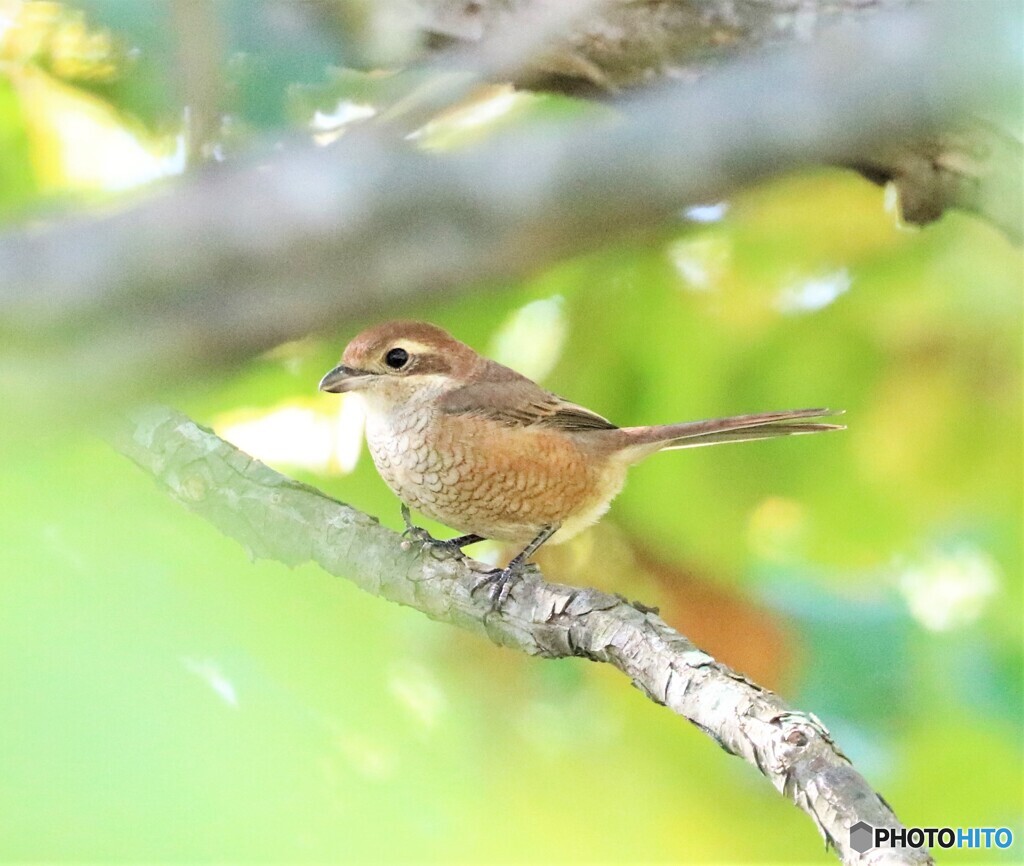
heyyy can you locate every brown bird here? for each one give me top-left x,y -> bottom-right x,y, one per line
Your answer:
320,321 -> 842,604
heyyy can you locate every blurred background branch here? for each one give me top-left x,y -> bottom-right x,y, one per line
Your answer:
420,0 -> 1024,235
0,0 -> 1020,420
421,0 -> 925,92
112,404 -> 933,866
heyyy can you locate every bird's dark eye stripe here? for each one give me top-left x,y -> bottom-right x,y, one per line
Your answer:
385,347 -> 409,369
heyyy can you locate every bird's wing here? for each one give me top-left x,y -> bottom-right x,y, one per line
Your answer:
437,367 -> 617,431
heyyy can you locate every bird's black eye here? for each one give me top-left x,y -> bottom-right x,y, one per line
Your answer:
384,347 -> 409,369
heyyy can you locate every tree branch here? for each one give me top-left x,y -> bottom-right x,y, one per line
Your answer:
1,2 -> 1019,419
420,0 -> 1024,235
111,404 -> 933,866
421,0 -> 923,92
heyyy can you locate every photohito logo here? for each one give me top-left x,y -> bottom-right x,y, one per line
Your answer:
849,821 -> 1014,855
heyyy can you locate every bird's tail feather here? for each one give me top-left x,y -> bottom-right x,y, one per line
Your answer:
614,409 -> 844,461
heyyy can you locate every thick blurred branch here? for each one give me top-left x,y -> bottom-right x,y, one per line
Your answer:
0,2 -> 1020,417
420,0 -> 1024,235
112,404 -> 933,866
421,0 -> 922,91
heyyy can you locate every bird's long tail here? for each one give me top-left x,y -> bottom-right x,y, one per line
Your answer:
613,408 -> 844,462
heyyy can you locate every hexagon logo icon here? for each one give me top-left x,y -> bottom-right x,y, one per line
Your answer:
849,821 -> 874,854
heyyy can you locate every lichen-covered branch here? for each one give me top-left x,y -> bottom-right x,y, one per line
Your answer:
111,404 -> 933,866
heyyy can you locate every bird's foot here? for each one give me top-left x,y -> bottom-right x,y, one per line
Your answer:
471,562 -> 527,609
400,505 -> 482,560
470,524 -> 558,609
401,523 -> 435,545
400,505 -> 437,549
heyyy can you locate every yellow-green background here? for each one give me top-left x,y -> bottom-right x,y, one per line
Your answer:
0,2 -> 1020,862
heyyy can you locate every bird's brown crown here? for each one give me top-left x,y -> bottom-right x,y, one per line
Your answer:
341,320 -> 477,377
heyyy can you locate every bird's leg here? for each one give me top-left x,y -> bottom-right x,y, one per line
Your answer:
431,532 -> 486,558
400,504 -> 431,542
473,523 -> 560,608
401,504 -> 484,559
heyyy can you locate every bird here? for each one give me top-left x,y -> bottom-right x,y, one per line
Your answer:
319,320 -> 843,605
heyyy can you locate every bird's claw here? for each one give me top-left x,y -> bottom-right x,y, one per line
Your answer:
400,522 -> 437,554
468,524 -> 556,609
401,524 -> 434,544
400,504 -> 425,537
402,524 -> 459,560
471,565 -> 523,609
400,505 -> 477,560
401,503 -> 436,551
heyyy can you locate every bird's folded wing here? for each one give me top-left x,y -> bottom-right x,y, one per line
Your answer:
437,378 -> 618,431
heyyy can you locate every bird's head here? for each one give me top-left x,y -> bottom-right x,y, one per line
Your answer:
319,320 -> 477,404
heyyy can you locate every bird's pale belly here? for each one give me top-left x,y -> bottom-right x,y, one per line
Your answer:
365,409 -> 625,544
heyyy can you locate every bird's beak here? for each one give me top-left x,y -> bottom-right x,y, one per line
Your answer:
318,364 -> 374,393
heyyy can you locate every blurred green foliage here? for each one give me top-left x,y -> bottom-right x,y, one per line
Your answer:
0,1 -> 1021,862
0,75 -> 35,216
